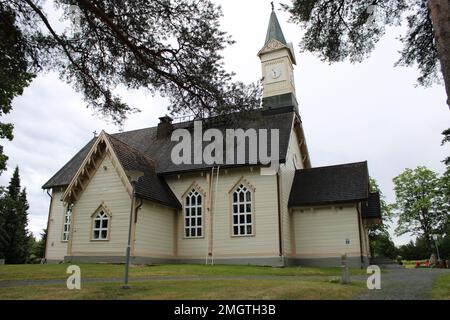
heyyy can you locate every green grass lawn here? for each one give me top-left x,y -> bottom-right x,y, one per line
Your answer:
431,272 -> 450,300
0,263 -> 368,281
0,263 -> 369,300
0,278 -> 366,300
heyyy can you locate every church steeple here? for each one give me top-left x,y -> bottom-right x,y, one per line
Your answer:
264,4 -> 287,46
258,4 -> 298,114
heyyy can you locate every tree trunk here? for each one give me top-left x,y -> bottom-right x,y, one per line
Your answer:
428,0 -> 450,109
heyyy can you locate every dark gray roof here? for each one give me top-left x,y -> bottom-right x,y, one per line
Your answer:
265,10 -> 287,46
43,110 -> 295,189
362,192 -> 381,220
106,134 -> 181,208
288,162 -> 369,207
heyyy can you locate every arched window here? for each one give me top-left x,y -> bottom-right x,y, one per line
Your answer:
232,184 -> 253,236
92,210 -> 109,240
184,188 -> 203,238
62,204 -> 73,241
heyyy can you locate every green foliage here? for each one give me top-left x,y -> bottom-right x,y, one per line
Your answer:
437,222 -> 450,260
370,233 -> 398,259
367,177 -> 395,257
34,228 -> 47,260
283,0 -> 439,86
392,166 -> 449,254
396,233 -> 449,261
442,128 -> 450,166
0,167 -> 30,263
0,187 -> 7,258
2,0 -> 261,126
368,177 -> 392,234
1,0 -> 263,175
0,5 -> 35,174
398,237 -> 431,260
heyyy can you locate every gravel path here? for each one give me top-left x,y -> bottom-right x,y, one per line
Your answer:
353,268 -> 449,300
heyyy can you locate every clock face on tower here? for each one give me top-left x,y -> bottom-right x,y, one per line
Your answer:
270,66 -> 282,79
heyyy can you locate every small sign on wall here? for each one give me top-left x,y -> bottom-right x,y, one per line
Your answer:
345,239 -> 351,245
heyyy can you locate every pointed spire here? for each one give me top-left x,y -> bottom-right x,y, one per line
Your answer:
264,3 -> 287,46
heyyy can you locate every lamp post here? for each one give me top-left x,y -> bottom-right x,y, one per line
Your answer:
433,234 -> 441,261
121,170 -> 144,289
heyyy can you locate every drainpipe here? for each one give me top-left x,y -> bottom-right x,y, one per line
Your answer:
205,171 -> 212,264
276,172 -> 283,264
134,198 -> 143,223
356,203 -> 364,269
212,166 -> 220,266
44,189 -> 53,262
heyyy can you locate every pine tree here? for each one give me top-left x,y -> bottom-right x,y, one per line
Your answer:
7,166 -> 20,199
34,228 -> 47,260
15,188 -> 30,263
0,167 -> 30,264
0,187 -> 7,259
368,178 -> 395,258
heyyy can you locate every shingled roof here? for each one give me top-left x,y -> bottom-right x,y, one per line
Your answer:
106,134 -> 181,208
264,8 -> 287,46
288,162 -> 369,207
43,110 -> 297,190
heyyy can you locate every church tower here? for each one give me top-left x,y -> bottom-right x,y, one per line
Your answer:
258,5 -> 298,113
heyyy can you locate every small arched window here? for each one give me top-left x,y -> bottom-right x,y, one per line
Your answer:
232,184 -> 253,236
92,210 -> 109,240
184,188 -> 203,238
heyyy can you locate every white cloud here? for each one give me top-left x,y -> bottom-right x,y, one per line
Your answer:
1,0 -> 449,246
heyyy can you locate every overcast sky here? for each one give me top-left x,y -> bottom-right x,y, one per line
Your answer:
1,0 -> 449,245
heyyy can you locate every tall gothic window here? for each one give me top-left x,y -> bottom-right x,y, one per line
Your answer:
184,189 -> 203,238
92,210 -> 109,240
232,184 -> 253,236
62,204 -> 73,241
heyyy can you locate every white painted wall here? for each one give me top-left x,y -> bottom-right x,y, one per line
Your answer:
279,122 -> 303,256
165,167 -> 281,260
45,188 -> 68,261
69,155 -> 131,256
134,201 -> 176,259
166,173 -> 209,260
211,168 -> 279,258
292,205 -> 362,258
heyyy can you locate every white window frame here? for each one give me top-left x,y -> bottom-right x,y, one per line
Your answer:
184,188 -> 203,238
62,204 -> 73,242
92,210 -> 110,241
231,183 -> 254,237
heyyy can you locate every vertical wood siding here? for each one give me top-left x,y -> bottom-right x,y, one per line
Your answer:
211,168 -> 279,257
165,174 -> 209,259
70,155 -> 131,255
293,206 -> 362,258
46,189 -> 68,261
134,201 -> 175,258
279,125 -> 304,256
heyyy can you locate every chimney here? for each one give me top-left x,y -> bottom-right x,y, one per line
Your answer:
157,115 -> 173,139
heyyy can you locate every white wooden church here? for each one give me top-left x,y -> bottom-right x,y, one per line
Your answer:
43,9 -> 381,267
